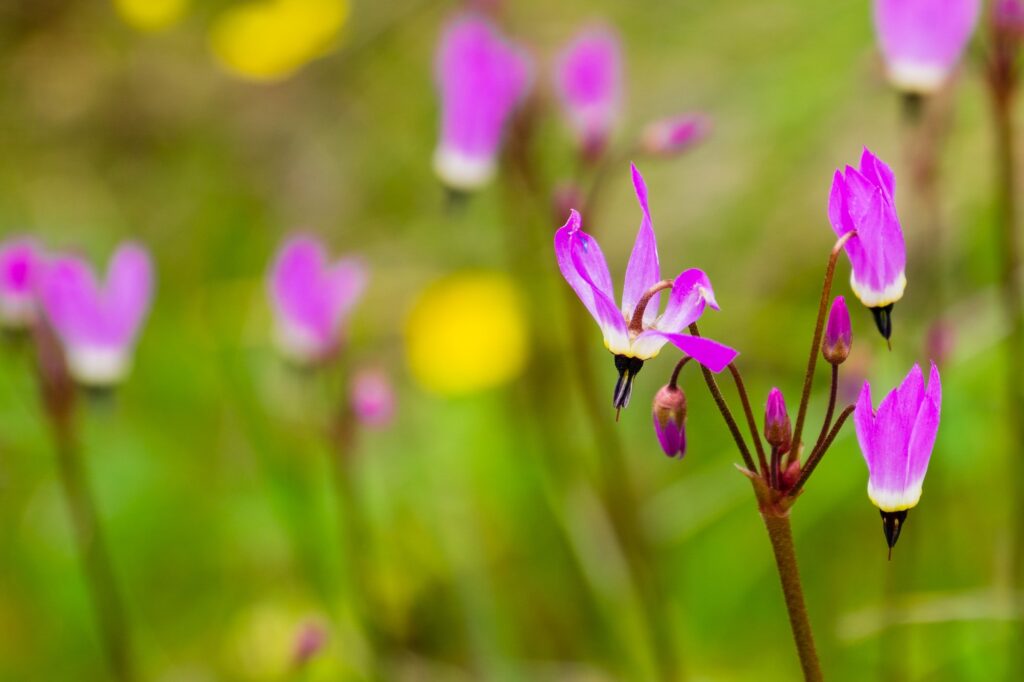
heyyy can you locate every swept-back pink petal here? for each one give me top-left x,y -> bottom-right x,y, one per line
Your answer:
637,330 -> 737,372
658,269 -> 716,333
554,210 -> 627,349
621,164 -> 661,323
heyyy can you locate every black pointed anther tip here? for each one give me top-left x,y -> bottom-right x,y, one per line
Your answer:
880,509 -> 909,558
612,355 -> 645,410
870,304 -> 894,344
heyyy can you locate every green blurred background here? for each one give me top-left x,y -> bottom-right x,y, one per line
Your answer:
0,0 -> 1014,680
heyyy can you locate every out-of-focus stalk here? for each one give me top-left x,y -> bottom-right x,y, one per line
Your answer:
986,5 -> 1024,675
327,386 -> 386,680
34,322 -> 135,682
502,100 -> 681,680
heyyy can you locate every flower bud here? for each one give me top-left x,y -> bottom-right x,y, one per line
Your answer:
350,368 -> 395,429
652,384 -> 687,458
822,295 -> 852,365
764,387 -> 792,454
639,113 -> 710,158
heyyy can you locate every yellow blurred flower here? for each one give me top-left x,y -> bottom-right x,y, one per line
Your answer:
209,0 -> 349,82
113,0 -> 188,31
405,271 -> 529,396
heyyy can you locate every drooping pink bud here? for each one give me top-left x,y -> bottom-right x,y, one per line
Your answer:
639,114 -> 711,158
764,387 -> 792,454
0,238 -> 41,329
822,296 -> 852,365
652,384 -> 687,458
350,368 -> 395,428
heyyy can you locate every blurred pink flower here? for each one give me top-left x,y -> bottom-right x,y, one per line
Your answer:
39,243 -> 154,386
639,113 -> 711,158
0,237 -> 41,329
292,619 -> 327,666
433,14 -> 532,190
554,25 -> 622,159
873,0 -> 980,93
269,235 -> 366,366
350,368 -> 395,428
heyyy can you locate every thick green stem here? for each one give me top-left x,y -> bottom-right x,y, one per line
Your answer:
761,514 -> 823,682
52,417 -> 135,682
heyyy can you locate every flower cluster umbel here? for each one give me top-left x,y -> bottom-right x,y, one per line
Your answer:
555,149 -> 941,555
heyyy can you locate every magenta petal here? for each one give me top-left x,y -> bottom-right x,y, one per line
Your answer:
104,244 -> 154,346
652,331 -> 737,373
906,362 -> 941,487
854,380 -> 877,470
658,269 -> 716,333
859,147 -> 895,199
554,211 -> 627,347
271,236 -> 333,344
40,257 -> 103,345
621,164 -> 661,323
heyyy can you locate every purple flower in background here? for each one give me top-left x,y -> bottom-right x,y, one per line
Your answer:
873,0 -> 980,93
39,243 -> 154,386
854,362 -> 941,554
829,148 -> 906,342
269,235 -> 366,366
350,368 -> 395,428
555,163 -> 737,410
822,295 -> 852,365
0,238 -> 40,329
433,14 -> 532,191
652,383 -> 687,458
554,25 -> 622,159
639,114 -> 711,158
